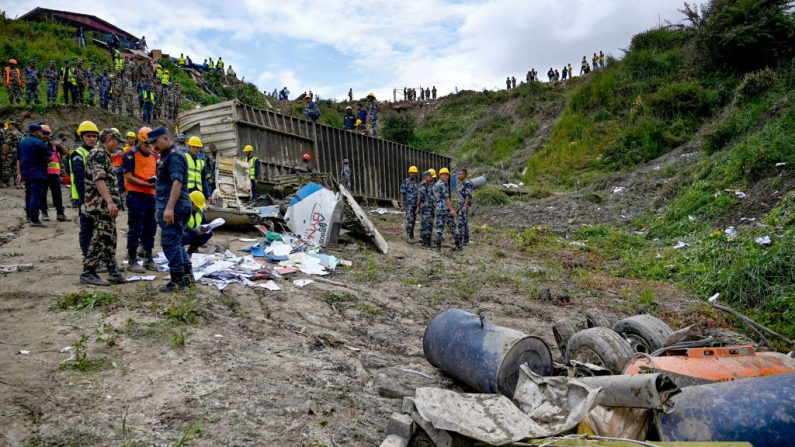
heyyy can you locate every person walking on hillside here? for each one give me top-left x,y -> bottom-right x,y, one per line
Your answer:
592,53 -> 598,70
547,68 -> 554,82
22,60 -> 41,105
80,129 -> 127,286
123,127 -> 158,273
366,92 -> 379,137
348,88 -> 353,102
5,59 -> 23,105
416,170 -> 435,247
506,77 -> 511,90
400,166 -> 419,244
568,63 -> 573,78
599,50 -> 605,68
61,59 -> 76,104
303,95 -> 320,123
425,87 -> 431,100
433,167 -> 462,251
150,126 -> 193,291
511,77 -> 516,89
343,106 -> 355,130
72,121 -> 100,257
18,124 -> 51,227
1,120 -> 23,188
43,60 -> 59,104
562,65 -> 568,80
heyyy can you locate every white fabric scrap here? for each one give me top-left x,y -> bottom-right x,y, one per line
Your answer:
266,241 -> 293,257
611,186 -> 625,193
126,275 -> 157,281
674,241 -> 689,249
293,279 -> 315,288
756,236 -> 772,246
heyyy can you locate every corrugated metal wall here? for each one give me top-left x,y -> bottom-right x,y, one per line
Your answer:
178,100 -> 450,201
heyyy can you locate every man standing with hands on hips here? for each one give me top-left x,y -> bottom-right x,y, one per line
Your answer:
150,126 -> 193,292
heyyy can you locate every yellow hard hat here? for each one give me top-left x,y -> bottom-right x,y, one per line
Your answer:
111,127 -> 119,133
367,92 -> 375,97
408,166 -> 418,173
355,119 -> 362,125
429,168 -> 437,178
187,136 -> 203,147
126,131 -> 136,138
243,145 -> 254,152
77,120 -> 99,136
190,191 -> 207,210
439,167 -> 450,175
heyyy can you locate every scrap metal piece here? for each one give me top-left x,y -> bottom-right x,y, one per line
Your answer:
577,373 -> 679,410
339,184 -> 388,254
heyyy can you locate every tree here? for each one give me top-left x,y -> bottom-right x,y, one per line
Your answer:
382,115 -> 415,145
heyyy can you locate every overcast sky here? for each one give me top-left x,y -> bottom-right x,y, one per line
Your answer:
6,0 -> 686,100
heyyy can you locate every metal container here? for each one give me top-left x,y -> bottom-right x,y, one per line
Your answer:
656,373 -> 795,447
470,175 -> 487,188
423,308 -> 553,396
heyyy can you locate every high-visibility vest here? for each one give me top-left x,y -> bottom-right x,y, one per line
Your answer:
61,66 -> 76,84
178,56 -> 185,65
185,153 -> 205,192
114,57 -> 124,71
208,59 -> 214,69
124,149 -> 157,195
188,210 -> 203,230
69,146 -> 89,200
248,156 -> 258,180
143,90 -> 156,105
217,59 -> 224,69
4,67 -> 21,86
161,73 -> 170,85
156,68 -> 163,79
47,151 -> 61,175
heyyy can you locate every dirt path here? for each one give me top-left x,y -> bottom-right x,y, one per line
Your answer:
0,187 -> 699,446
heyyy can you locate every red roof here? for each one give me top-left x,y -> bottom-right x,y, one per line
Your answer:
19,7 -> 138,41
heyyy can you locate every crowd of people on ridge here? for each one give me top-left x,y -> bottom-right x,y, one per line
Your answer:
508,50 -> 607,88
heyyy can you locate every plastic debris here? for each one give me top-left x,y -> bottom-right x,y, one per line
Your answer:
0,263 -> 33,273
756,236 -> 772,246
126,275 -> 157,281
688,215 -> 696,222
18,350 -> 31,355
293,279 -> 315,288
724,226 -> 738,239
708,293 -> 720,304
502,183 -> 520,189
775,162 -> 786,168
569,241 -> 586,247
735,191 -> 747,199
674,241 -> 689,249
611,186 -> 625,193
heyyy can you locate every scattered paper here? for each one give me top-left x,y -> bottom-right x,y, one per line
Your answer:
688,215 -> 696,222
339,259 -> 353,267
298,253 -> 328,276
724,226 -> 737,239
611,186 -> 625,193
293,279 -> 315,288
674,241 -> 689,249
735,191 -> 747,199
502,183 -> 519,189
214,334 -> 224,338
0,263 -> 33,273
755,236 -> 772,246
198,217 -> 225,233
18,350 -> 31,355
254,280 -> 281,291
569,241 -> 586,247
126,275 -> 157,281
375,208 -> 387,215
267,241 -> 293,257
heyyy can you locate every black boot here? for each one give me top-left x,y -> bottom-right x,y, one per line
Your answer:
435,241 -> 441,252
107,264 -> 127,284
183,265 -> 196,285
127,252 -> 145,273
143,251 -> 159,272
80,268 -> 110,286
454,239 -> 463,251
160,271 -> 185,293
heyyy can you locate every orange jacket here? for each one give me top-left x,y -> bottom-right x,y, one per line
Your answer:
4,67 -> 21,86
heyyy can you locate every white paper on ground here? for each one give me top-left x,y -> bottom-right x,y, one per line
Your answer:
293,279 -> 315,287
254,280 -> 281,291
198,217 -> 225,233
299,253 -> 328,275
239,238 -> 258,242
266,241 -> 293,257
755,236 -> 772,246
238,256 -> 262,272
126,275 -> 157,281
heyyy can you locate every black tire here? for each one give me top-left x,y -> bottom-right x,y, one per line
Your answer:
585,310 -> 613,328
552,319 -> 576,355
612,314 -> 673,353
565,327 -> 634,374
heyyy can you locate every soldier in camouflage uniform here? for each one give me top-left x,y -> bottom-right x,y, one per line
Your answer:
22,60 -> 41,105
74,58 -> 87,104
123,73 -> 135,116
433,168 -> 462,251
80,128 -> 127,286
86,62 -> 98,106
416,170 -> 436,247
98,67 -> 111,110
42,60 -> 59,104
153,77 -> 164,120
110,72 -> 123,114
399,166 -> 419,243
1,121 -> 23,187
5,59 -> 23,104
456,169 -> 473,245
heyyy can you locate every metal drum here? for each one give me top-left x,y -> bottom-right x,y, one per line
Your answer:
422,308 -> 553,396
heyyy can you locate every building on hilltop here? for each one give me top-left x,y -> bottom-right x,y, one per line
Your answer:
19,7 -> 139,49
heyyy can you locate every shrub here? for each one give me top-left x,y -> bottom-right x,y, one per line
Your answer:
630,27 -> 689,52
604,117 -> 678,167
474,187 -> 510,205
652,81 -> 718,119
382,115 -> 416,145
734,69 -> 777,104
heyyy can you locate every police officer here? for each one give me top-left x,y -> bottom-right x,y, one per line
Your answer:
18,124 -> 51,227
22,60 -> 41,105
432,167 -> 462,251
185,136 -> 209,197
415,170 -> 435,247
80,129 -> 127,286
71,121 -> 99,257
122,127 -> 158,273
42,60 -> 59,104
456,168 -> 473,245
150,126 -> 193,292
399,166 -> 419,243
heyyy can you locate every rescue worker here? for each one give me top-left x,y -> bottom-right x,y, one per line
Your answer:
432,167 -> 462,251
122,127 -> 158,273
185,136 -> 209,197
581,56 -> 588,75
98,67 -> 111,109
178,54 -> 186,67
291,153 -> 313,174
416,170 -> 435,247
74,58 -> 87,105
41,125 -> 67,221
80,128 -> 127,286
61,59 -> 76,104
205,143 -> 218,196
71,121 -> 100,256
150,126 -> 193,291
339,159 -> 351,189
303,95 -> 320,123
5,59 -> 23,105
18,124 -> 51,227
22,60 -> 41,105
456,168 -> 473,245
142,82 -> 156,124
43,60 -> 59,104
592,52 -> 599,70
183,191 -> 213,254
399,166 -> 419,243
366,93 -> 379,137
243,145 -> 260,200
599,50 -> 606,68
87,62 -> 98,106
216,57 -> 224,72
123,131 -> 136,153
343,106 -> 355,130
110,137 -> 127,210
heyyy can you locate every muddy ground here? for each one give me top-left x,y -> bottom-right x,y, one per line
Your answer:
0,185 -> 710,447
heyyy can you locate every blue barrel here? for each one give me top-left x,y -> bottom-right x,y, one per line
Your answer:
423,308 -> 553,396
657,373 -> 795,447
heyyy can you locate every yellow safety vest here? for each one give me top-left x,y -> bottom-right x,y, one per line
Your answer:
208,60 -> 214,69
217,59 -> 224,69
178,56 -> 185,65
143,90 -> 156,105
114,57 -> 124,71
248,156 -> 258,180
61,66 -> 76,84
156,68 -> 163,79
185,153 -> 205,192
161,73 -> 170,85
69,146 -> 89,200
188,211 -> 203,230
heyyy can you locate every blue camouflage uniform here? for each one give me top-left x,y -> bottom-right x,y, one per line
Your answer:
432,179 -> 461,249
22,66 -> 41,105
417,178 -> 435,246
400,176 -> 419,240
156,143 -> 192,284
98,72 -> 111,109
42,65 -> 59,103
457,179 -> 473,244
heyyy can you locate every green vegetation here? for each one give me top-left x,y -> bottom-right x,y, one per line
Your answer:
54,291 -> 118,311
473,186 -> 510,205
59,335 -> 111,372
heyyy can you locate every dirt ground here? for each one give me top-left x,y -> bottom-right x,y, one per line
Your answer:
0,184 -> 704,447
